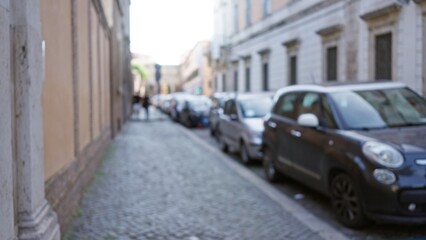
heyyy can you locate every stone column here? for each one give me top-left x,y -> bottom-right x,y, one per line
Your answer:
0,1 -> 16,239
11,0 -> 60,239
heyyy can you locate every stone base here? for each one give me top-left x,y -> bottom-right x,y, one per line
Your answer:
45,128 -> 111,234
18,200 -> 60,240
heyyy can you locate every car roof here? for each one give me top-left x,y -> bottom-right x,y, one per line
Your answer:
228,92 -> 275,101
275,81 -> 407,96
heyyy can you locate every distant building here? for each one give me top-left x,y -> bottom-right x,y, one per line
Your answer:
0,0 -> 131,239
160,65 -> 182,93
181,41 -> 214,96
212,0 -> 426,96
132,54 -> 183,96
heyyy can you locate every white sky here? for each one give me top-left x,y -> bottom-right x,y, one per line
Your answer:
130,0 -> 214,65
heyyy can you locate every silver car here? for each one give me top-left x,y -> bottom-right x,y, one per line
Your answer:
209,92 -> 235,136
218,93 -> 274,164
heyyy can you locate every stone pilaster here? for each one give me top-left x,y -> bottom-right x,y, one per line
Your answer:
11,0 -> 60,239
0,1 -> 16,239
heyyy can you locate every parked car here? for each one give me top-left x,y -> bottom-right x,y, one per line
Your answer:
218,93 -> 274,164
209,92 -> 235,136
262,82 -> 426,227
170,93 -> 190,122
159,94 -> 173,114
180,96 -> 212,128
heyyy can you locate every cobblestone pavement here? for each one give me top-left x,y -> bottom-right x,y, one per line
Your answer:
66,112 -> 326,240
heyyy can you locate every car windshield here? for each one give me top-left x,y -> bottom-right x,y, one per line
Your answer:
239,97 -> 273,118
189,99 -> 211,111
330,87 -> 426,129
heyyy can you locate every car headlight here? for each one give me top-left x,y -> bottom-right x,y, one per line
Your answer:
362,142 -> 404,168
373,169 -> 396,185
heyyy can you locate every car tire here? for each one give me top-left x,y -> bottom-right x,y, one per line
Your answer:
218,133 -> 228,153
330,173 -> 368,228
263,148 -> 281,182
240,142 -> 251,165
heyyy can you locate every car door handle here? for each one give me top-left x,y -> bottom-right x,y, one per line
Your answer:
268,121 -> 277,129
291,130 -> 302,137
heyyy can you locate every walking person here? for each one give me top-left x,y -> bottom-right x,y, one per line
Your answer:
142,95 -> 151,120
132,95 -> 142,120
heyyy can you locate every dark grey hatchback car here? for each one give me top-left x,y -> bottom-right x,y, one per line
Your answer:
262,82 -> 426,227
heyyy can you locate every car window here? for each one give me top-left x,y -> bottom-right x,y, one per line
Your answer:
273,93 -> 299,120
224,100 -> 237,115
228,101 -> 237,115
239,97 -> 273,118
330,87 -> 426,129
321,95 -> 338,128
297,92 -> 338,128
299,93 -> 321,117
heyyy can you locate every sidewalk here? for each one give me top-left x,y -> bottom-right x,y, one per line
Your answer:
66,110 -> 343,240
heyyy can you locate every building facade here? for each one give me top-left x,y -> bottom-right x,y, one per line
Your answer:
132,54 -> 183,96
212,0 -> 426,96
181,41 -> 214,96
0,0 -> 131,239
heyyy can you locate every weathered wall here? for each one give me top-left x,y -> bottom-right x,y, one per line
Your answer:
103,31 -> 111,129
91,3 -> 101,139
41,0 -> 75,181
272,0 -> 289,12
252,0 -> 262,23
77,0 -> 91,151
0,1 -> 16,239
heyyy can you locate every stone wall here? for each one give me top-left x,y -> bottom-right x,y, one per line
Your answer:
0,1 -> 15,239
45,129 -> 111,234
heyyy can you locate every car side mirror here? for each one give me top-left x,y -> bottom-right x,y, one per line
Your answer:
230,113 -> 239,121
297,113 -> 319,128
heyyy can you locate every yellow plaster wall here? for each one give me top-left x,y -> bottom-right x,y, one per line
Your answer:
41,0 -> 75,180
77,0 -> 91,151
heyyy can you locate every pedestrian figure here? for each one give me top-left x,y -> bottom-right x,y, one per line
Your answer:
142,95 -> 150,120
132,95 -> 142,119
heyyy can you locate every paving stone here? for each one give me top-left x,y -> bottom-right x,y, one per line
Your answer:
66,113 -> 322,240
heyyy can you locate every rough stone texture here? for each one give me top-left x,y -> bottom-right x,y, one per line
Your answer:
67,115 -> 322,240
0,3 -> 15,240
11,0 -> 60,239
45,129 -> 111,234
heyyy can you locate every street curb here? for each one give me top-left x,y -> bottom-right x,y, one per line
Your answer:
179,127 -> 349,240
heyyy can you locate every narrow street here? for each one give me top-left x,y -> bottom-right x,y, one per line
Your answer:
66,110 -> 342,240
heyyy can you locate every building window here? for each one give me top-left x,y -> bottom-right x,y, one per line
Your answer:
263,0 -> 271,17
289,56 -> 297,85
259,50 -> 270,91
283,39 -> 299,86
222,73 -> 226,92
245,67 -> 250,92
245,0 -> 252,27
375,32 -> 392,80
360,4 -> 400,81
326,46 -> 338,81
234,70 -> 238,91
317,24 -> 342,82
262,63 -> 269,91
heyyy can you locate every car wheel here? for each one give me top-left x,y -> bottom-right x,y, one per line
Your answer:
330,173 -> 368,228
263,148 -> 280,182
218,133 -> 228,153
240,142 -> 251,165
